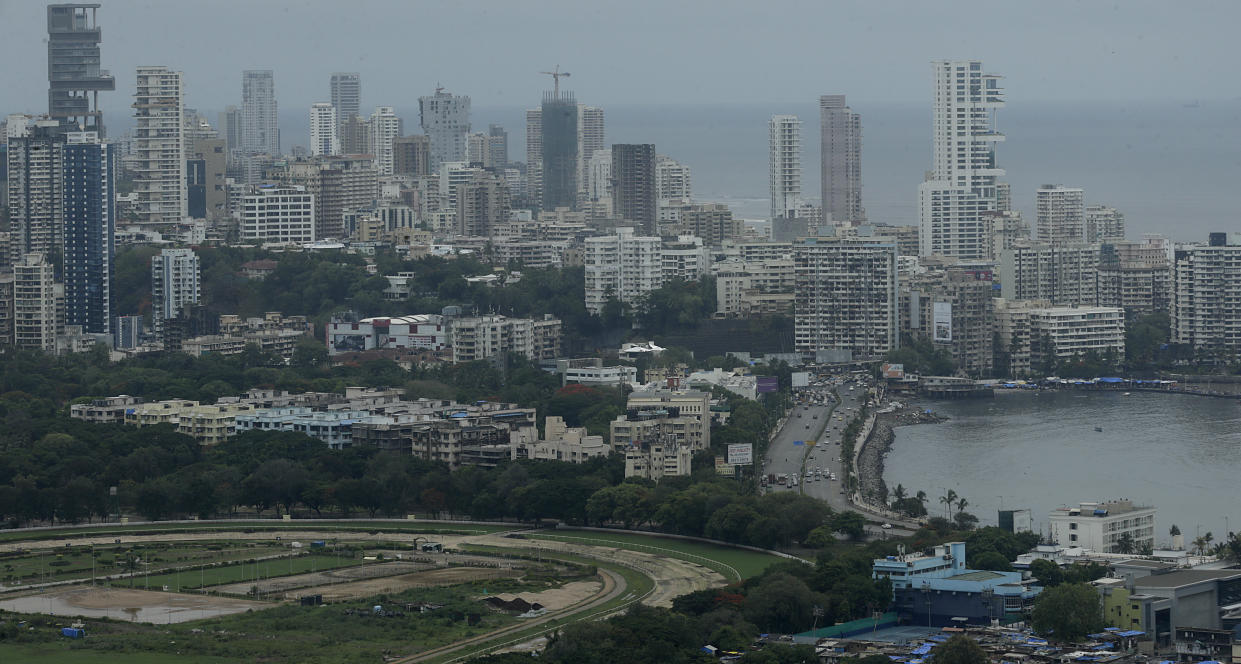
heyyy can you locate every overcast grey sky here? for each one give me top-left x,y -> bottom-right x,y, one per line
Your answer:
1,0 -> 1236,119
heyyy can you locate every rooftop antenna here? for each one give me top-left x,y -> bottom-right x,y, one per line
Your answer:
539,65 -> 571,98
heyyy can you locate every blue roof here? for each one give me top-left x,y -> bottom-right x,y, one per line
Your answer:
1117,630 -> 1144,637
1099,377 -> 1125,383
911,644 -> 933,655
793,440 -> 805,445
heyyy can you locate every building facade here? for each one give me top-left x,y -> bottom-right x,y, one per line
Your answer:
998,241 -> 1100,307
769,114 -> 802,221
1085,205 -> 1126,243
132,66 -> 186,225
1172,233 -> 1241,351
241,69 -> 279,155
46,4 -> 115,136
150,247 -> 200,339
794,236 -> 899,357
62,132 -> 114,334
541,93 -> 578,211
329,72 -> 361,122
584,227 -> 663,314
1048,500 -> 1155,553
1036,184 -> 1085,245
309,102 -> 339,156
6,117 -> 65,264
368,106 -> 401,176
819,95 -> 863,223
611,143 -> 656,234
240,185 -> 315,245
13,253 -> 59,351
419,88 -> 470,170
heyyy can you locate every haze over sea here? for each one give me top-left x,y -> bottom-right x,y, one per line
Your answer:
884,390 -> 1241,543
258,98 -> 1241,242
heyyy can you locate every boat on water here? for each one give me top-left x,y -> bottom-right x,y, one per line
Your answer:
1095,426 -> 1104,432
1123,392 -> 1131,396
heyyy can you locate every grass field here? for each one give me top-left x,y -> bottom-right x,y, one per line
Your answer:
527,530 -> 789,581
0,520 -> 516,545
108,554 -> 360,591
0,643 -> 236,663
0,541 -> 288,586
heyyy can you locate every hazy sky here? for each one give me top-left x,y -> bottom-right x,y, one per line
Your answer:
1,0 -> 1236,120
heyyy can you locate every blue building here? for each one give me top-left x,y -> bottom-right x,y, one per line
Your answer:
62,131 -> 114,335
873,542 -> 1041,627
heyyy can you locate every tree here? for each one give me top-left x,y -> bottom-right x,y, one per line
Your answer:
971,551 -> 1013,572
1114,532 -> 1135,554
939,489 -> 958,519
933,635 -> 989,664
830,511 -> 866,540
1169,524 -> 1181,537
1031,583 -> 1105,641
1029,559 -> 1064,587
956,496 -> 968,515
741,573 -> 816,633
891,484 -> 907,504
953,511 -> 979,531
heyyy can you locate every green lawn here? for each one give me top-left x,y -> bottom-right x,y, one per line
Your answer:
0,541 -> 287,586
528,530 -> 790,581
108,554 -> 360,591
0,520 -> 516,545
0,643 -> 236,663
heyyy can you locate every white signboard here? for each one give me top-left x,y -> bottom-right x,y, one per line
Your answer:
726,443 -> 753,465
933,301 -> 953,342
791,372 -> 810,388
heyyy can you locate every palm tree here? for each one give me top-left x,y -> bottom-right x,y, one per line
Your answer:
1193,536 -> 1208,555
915,490 -> 928,507
893,484 -> 907,504
1115,532 -> 1136,554
1169,524 -> 1181,537
1204,531 -> 1214,553
939,490 -> 959,519
956,497 -> 969,516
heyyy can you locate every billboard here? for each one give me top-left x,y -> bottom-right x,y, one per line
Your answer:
756,376 -> 779,393
932,301 -> 953,342
791,372 -> 810,388
726,443 -> 753,465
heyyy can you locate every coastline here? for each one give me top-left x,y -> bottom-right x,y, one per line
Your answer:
857,403 -> 946,505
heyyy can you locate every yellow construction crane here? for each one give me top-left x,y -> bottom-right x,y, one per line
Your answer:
539,65 -> 571,98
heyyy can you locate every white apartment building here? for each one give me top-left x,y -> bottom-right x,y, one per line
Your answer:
918,60 -> 1005,260
584,227 -> 663,314
1030,305 -> 1125,363
1036,184 -> 1085,245
510,416 -> 609,463
329,72 -> 361,121
524,108 -> 542,203
369,106 -> 401,176
150,248 -> 200,337
133,66 -> 187,225
794,236 -> 899,357
661,235 -> 709,283
998,241 -> 1101,307
325,314 -> 449,355
448,314 -> 561,364
561,364 -> 638,387
655,155 -> 692,204
819,94 -> 864,223
1172,234 -> 1241,351
624,443 -> 692,481
1048,500 -> 1156,554
240,185 -> 316,245
1098,237 -> 1171,316
577,105 -> 605,201
13,253 -> 59,352
309,102 -> 339,156
714,259 -> 795,317
1085,205 -> 1126,243
769,114 -> 802,221
586,150 -> 612,201
241,70 -> 279,156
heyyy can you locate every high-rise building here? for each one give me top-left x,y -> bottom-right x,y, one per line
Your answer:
525,108 -> 542,205
1172,233 -> 1241,352
794,236 -> 899,357
368,106 -> 401,175
541,93 -> 578,211
998,241 -> 1100,307
488,124 -> 508,168
1085,205 -> 1126,243
918,60 -> 1005,260
241,70 -> 279,155
577,105 -> 605,201
466,133 -> 491,167
309,103 -> 339,156
151,248 -> 200,340
655,155 -> 692,204
670,203 -> 741,247
611,144 -> 656,234
1036,184 -> 1085,245
61,132 -> 114,335
339,115 -> 370,155
6,117 -> 65,264
329,72 -> 361,121
393,135 -> 431,176
46,4 -> 114,136
274,155 -> 378,240
584,228 -> 662,314
132,66 -> 186,225
769,115 -> 802,221
13,253 -> 59,352
586,150 -> 612,203
218,105 -> 241,152
819,95 -> 863,223
418,88 -> 470,170
241,185 -> 315,245
455,170 -> 510,237
1097,236 -> 1171,317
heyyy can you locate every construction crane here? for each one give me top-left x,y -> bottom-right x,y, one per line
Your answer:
539,65 -> 571,98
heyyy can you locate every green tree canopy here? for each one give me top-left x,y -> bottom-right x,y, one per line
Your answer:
1031,583 -> 1105,641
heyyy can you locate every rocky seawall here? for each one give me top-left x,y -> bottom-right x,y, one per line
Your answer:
858,404 -> 947,503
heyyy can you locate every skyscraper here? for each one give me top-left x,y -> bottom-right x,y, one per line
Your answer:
46,4 -> 114,136
329,72 -> 361,121
794,236 -> 899,357
1085,205 -> 1126,243
769,115 -> 802,221
525,108 -> 542,204
577,106 -> 605,201
133,66 -> 186,225
393,135 -> 431,176
819,95 -> 863,223
13,253 -> 59,352
418,88 -> 470,170
6,117 -> 65,264
918,60 -> 1005,260
309,103 -> 339,156
218,105 -> 241,152
611,144 -> 656,234
455,170 -> 511,237
1036,184 -> 1085,245
655,155 -> 692,204
61,131 -> 114,335
488,124 -> 508,168
369,106 -> 402,176
541,93 -> 578,211
241,70 -> 279,155
151,248 -> 200,340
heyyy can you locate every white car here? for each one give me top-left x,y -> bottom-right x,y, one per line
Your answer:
881,523 -> 893,529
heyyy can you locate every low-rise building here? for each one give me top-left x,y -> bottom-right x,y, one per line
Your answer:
326,314 -> 449,356
124,399 -> 200,427
1048,500 -> 1155,554
624,442 -> 692,480
1095,569 -> 1241,647
1029,305 -> 1125,365
235,407 -> 370,449
175,403 -> 254,445
70,395 -> 146,423
556,358 -> 638,387
714,258 -> 795,317
449,314 -> 561,364
509,416 -> 609,463
240,185 -> 316,245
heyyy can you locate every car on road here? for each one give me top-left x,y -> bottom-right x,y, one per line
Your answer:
881,523 -> 893,529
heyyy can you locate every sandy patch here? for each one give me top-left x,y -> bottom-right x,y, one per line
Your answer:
488,579 -> 602,611
0,585 -> 272,623
299,566 -> 524,602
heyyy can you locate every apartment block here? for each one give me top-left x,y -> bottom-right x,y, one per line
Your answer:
794,236 -> 899,357
714,259 -> 795,317
449,314 -> 561,364
903,266 -> 996,376
584,227 -> 663,314
668,202 -> 742,247
13,252 -> 59,351
70,395 -> 145,423
1030,305 -> 1125,365
1097,237 -> 1171,316
1036,184 -> 1085,245
998,241 -> 1100,307
1172,233 -> 1241,351
240,185 -> 315,244
1086,205 -> 1126,243
235,407 -> 370,449
509,416 -> 608,463
1049,500 -> 1155,554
